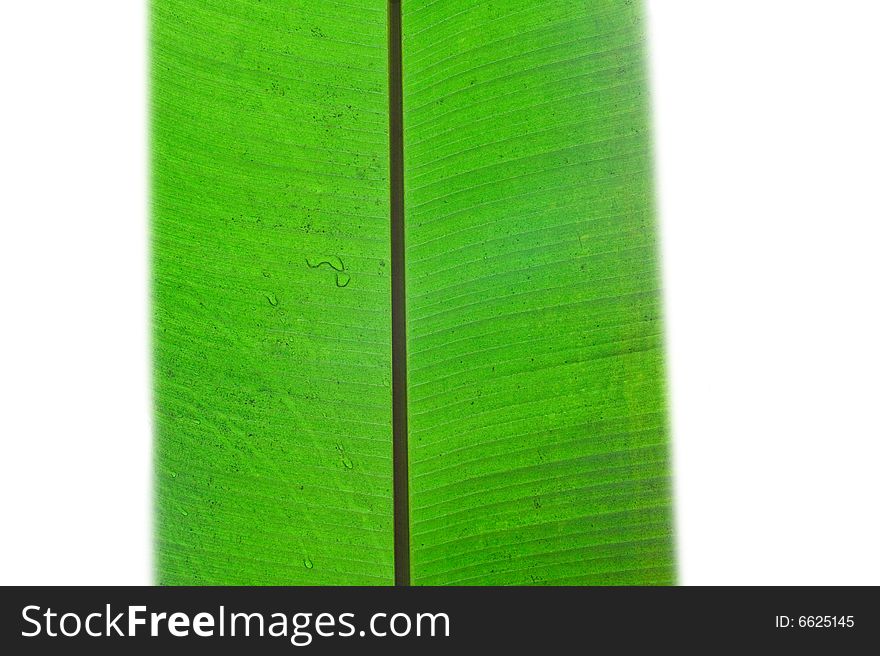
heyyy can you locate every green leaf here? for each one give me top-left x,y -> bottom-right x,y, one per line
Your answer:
402,0 -> 673,585
154,0 -> 673,585
153,0 -> 394,585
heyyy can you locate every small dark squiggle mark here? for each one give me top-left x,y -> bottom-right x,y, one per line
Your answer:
306,255 -> 350,288
335,443 -> 354,469
306,255 -> 344,271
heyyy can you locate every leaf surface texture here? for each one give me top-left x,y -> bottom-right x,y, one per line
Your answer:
154,0 -> 394,585
154,0 -> 673,585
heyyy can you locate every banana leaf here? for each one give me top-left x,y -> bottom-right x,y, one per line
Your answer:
154,0 -> 673,585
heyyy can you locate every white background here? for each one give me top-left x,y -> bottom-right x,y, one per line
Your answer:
0,1 -> 877,585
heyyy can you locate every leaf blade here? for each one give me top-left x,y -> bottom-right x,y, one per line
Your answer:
153,0 -> 394,585
402,0 -> 674,585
